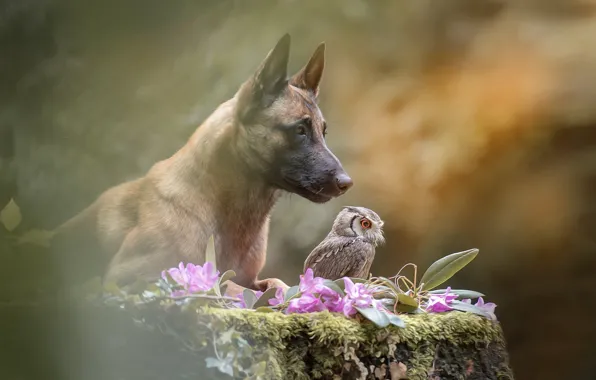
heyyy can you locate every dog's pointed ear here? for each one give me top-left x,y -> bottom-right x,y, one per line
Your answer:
290,42 -> 325,97
255,33 -> 291,94
236,34 -> 291,122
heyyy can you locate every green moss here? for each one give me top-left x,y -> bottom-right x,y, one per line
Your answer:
70,297 -> 513,379
142,306 -> 513,379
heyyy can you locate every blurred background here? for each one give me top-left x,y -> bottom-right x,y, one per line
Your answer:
2,0 -> 596,379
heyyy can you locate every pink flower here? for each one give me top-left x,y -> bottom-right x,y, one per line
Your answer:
283,271 -> 390,317
161,261 -> 220,296
321,290 -> 346,314
425,287 -> 457,313
287,293 -> 327,313
299,268 -> 328,295
268,288 -> 285,307
462,297 -> 497,320
340,278 -> 383,317
343,278 -> 375,307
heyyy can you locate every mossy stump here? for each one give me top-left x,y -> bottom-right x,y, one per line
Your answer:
5,300 -> 514,380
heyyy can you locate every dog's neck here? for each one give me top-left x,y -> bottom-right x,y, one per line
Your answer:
150,99 -> 280,221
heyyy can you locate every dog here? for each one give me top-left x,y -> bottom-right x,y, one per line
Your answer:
52,33 -> 353,296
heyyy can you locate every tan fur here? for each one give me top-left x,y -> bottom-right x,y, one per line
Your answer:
52,34 -> 352,296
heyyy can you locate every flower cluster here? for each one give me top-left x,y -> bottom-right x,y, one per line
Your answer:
462,297 -> 497,319
255,268 -> 384,316
425,287 -> 458,313
424,286 -> 497,319
158,260 -> 497,324
161,262 -> 219,297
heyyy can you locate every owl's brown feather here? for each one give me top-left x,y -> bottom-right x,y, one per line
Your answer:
303,206 -> 383,281
304,237 -> 375,280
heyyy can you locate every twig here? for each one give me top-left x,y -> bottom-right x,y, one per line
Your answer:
156,294 -> 241,302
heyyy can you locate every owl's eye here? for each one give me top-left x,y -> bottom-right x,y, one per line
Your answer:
360,218 -> 372,229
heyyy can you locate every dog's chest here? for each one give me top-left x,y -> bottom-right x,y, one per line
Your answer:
218,213 -> 267,261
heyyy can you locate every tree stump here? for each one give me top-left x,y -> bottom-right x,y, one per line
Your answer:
5,299 -> 515,380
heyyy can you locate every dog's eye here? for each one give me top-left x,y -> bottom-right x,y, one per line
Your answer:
294,117 -> 311,136
296,125 -> 307,136
323,125 -> 328,137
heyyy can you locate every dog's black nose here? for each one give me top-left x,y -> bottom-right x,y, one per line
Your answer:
335,173 -> 353,193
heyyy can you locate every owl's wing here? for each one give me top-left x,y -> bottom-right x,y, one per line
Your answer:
304,238 -> 371,280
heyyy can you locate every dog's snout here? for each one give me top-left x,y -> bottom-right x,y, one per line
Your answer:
335,173 -> 353,193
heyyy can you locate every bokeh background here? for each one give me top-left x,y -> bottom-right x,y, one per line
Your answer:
2,0 -> 596,379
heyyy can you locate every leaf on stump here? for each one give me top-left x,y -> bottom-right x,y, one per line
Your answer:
419,249 -> 478,291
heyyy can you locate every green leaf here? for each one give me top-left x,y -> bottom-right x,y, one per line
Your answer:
284,286 -> 300,302
419,248 -> 479,291
219,329 -> 237,344
216,269 -> 237,297
450,300 -> 494,319
395,293 -> 419,313
255,306 -> 275,313
397,293 -> 418,307
15,229 -> 55,247
0,198 -> 22,232
333,278 -> 346,291
386,313 -> 406,328
395,303 -> 420,313
236,337 -> 252,355
252,287 -> 278,308
322,279 -> 345,296
205,355 -> 234,377
205,235 -> 217,269
218,269 -> 237,286
333,277 -> 366,292
242,289 -> 258,309
141,290 -> 159,299
250,361 -> 267,376
428,288 -> 485,299
376,277 -> 400,293
355,306 -> 390,328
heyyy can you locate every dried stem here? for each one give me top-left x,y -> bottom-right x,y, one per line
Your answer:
158,294 -> 241,302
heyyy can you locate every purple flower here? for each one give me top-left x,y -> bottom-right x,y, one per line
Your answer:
268,288 -> 285,307
234,290 -> 264,309
299,268 -> 328,295
343,278 -> 375,307
425,287 -> 458,313
162,262 -> 220,296
462,297 -> 497,320
321,290 -> 346,313
287,293 -> 327,314
340,277 -> 381,317
283,271 -> 390,317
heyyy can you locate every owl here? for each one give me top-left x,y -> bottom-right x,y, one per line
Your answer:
303,206 -> 385,280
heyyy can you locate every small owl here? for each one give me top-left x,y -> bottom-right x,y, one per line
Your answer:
304,206 -> 385,280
